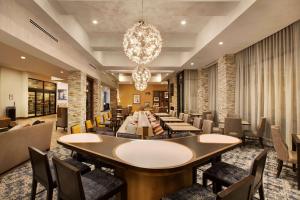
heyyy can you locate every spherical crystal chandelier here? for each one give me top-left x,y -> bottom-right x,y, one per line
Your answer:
132,66 -> 151,83
123,21 -> 162,65
135,80 -> 147,91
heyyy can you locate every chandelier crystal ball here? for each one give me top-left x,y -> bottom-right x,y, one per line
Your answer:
132,66 -> 151,83
123,21 -> 162,65
135,80 -> 147,91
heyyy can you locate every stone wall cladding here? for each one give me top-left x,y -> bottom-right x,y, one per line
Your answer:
197,68 -> 209,113
217,55 -> 236,121
169,75 -> 177,112
67,71 -> 87,132
93,79 -> 101,117
110,88 -> 118,110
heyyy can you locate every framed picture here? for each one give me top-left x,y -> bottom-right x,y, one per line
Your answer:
164,92 -> 168,99
144,102 -> 150,107
133,94 -> 140,104
153,103 -> 159,107
153,97 -> 159,102
58,89 -> 68,100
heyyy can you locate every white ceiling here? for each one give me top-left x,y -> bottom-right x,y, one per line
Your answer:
3,0 -> 299,83
45,0 -> 241,77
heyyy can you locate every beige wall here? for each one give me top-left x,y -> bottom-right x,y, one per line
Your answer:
0,67 -> 28,118
119,84 -> 168,111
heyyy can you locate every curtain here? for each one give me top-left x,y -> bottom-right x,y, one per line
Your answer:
208,64 -> 217,113
235,20 -> 300,148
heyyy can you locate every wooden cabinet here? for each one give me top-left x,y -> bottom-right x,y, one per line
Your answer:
153,91 -> 168,111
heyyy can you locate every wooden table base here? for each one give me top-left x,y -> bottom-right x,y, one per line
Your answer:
115,167 -> 193,200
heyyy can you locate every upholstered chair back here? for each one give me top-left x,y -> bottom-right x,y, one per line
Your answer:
250,150 -> 268,193
271,125 -> 289,161
193,117 -> 202,129
71,124 -> 81,134
183,114 -> 189,123
224,118 -> 242,136
202,120 -> 213,134
257,118 -> 267,137
178,113 -> 184,120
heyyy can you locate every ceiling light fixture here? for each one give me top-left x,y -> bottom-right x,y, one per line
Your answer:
92,20 -> 98,25
123,0 -> 162,65
181,20 -> 187,25
132,66 -> 151,83
60,70 -> 64,74
135,80 -> 148,91
190,62 -> 194,66
219,41 -> 223,45
20,56 -> 26,60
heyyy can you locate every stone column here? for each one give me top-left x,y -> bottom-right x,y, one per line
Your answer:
67,71 -> 86,132
110,88 -> 117,110
169,75 -> 177,112
93,79 -> 101,117
216,54 -> 236,121
197,68 -> 209,113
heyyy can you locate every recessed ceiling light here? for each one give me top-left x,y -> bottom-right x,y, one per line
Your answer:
92,20 -> 98,25
190,62 -> 194,66
20,56 -> 26,60
60,70 -> 64,74
180,20 -> 187,25
219,41 -> 224,45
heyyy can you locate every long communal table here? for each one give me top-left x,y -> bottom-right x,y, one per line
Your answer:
58,134 -> 241,200
167,124 -> 201,134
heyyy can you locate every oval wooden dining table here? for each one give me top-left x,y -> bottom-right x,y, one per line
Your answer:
57,133 -> 241,200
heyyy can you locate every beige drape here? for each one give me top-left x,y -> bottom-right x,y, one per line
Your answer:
235,20 -> 300,148
208,64 -> 217,115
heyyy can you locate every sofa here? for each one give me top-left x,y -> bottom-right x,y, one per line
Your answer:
0,121 -> 54,174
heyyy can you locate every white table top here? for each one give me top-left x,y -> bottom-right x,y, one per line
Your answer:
198,134 -> 241,144
114,140 -> 194,169
58,133 -> 103,143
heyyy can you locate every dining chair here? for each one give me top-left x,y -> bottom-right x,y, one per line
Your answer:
202,111 -> 212,120
183,114 -> 189,123
271,125 -> 297,178
52,156 -> 127,200
169,110 -> 174,116
28,146 -> 91,200
85,120 -> 95,132
245,117 -> 267,148
224,118 -> 244,144
172,111 -> 177,117
162,175 -> 254,200
202,120 -> 213,134
95,116 -> 106,128
203,150 -> 268,199
179,113 -> 184,120
193,117 -> 202,129
71,124 -> 82,134
95,116 -> 115,136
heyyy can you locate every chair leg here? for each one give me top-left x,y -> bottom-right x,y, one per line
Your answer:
259,184 -> 265,200
46,187 -> 53,200
202,174 -> 208,187
192,167 -> 198,184
120,184 -> 127,200
242,136 -> 246,146
276,159 -> 283,178
259,137 -> 264,148
293,164 -> 296,172
30,179 -> 37,200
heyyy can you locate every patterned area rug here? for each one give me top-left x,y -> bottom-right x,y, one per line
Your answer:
0,143 -> 299,200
